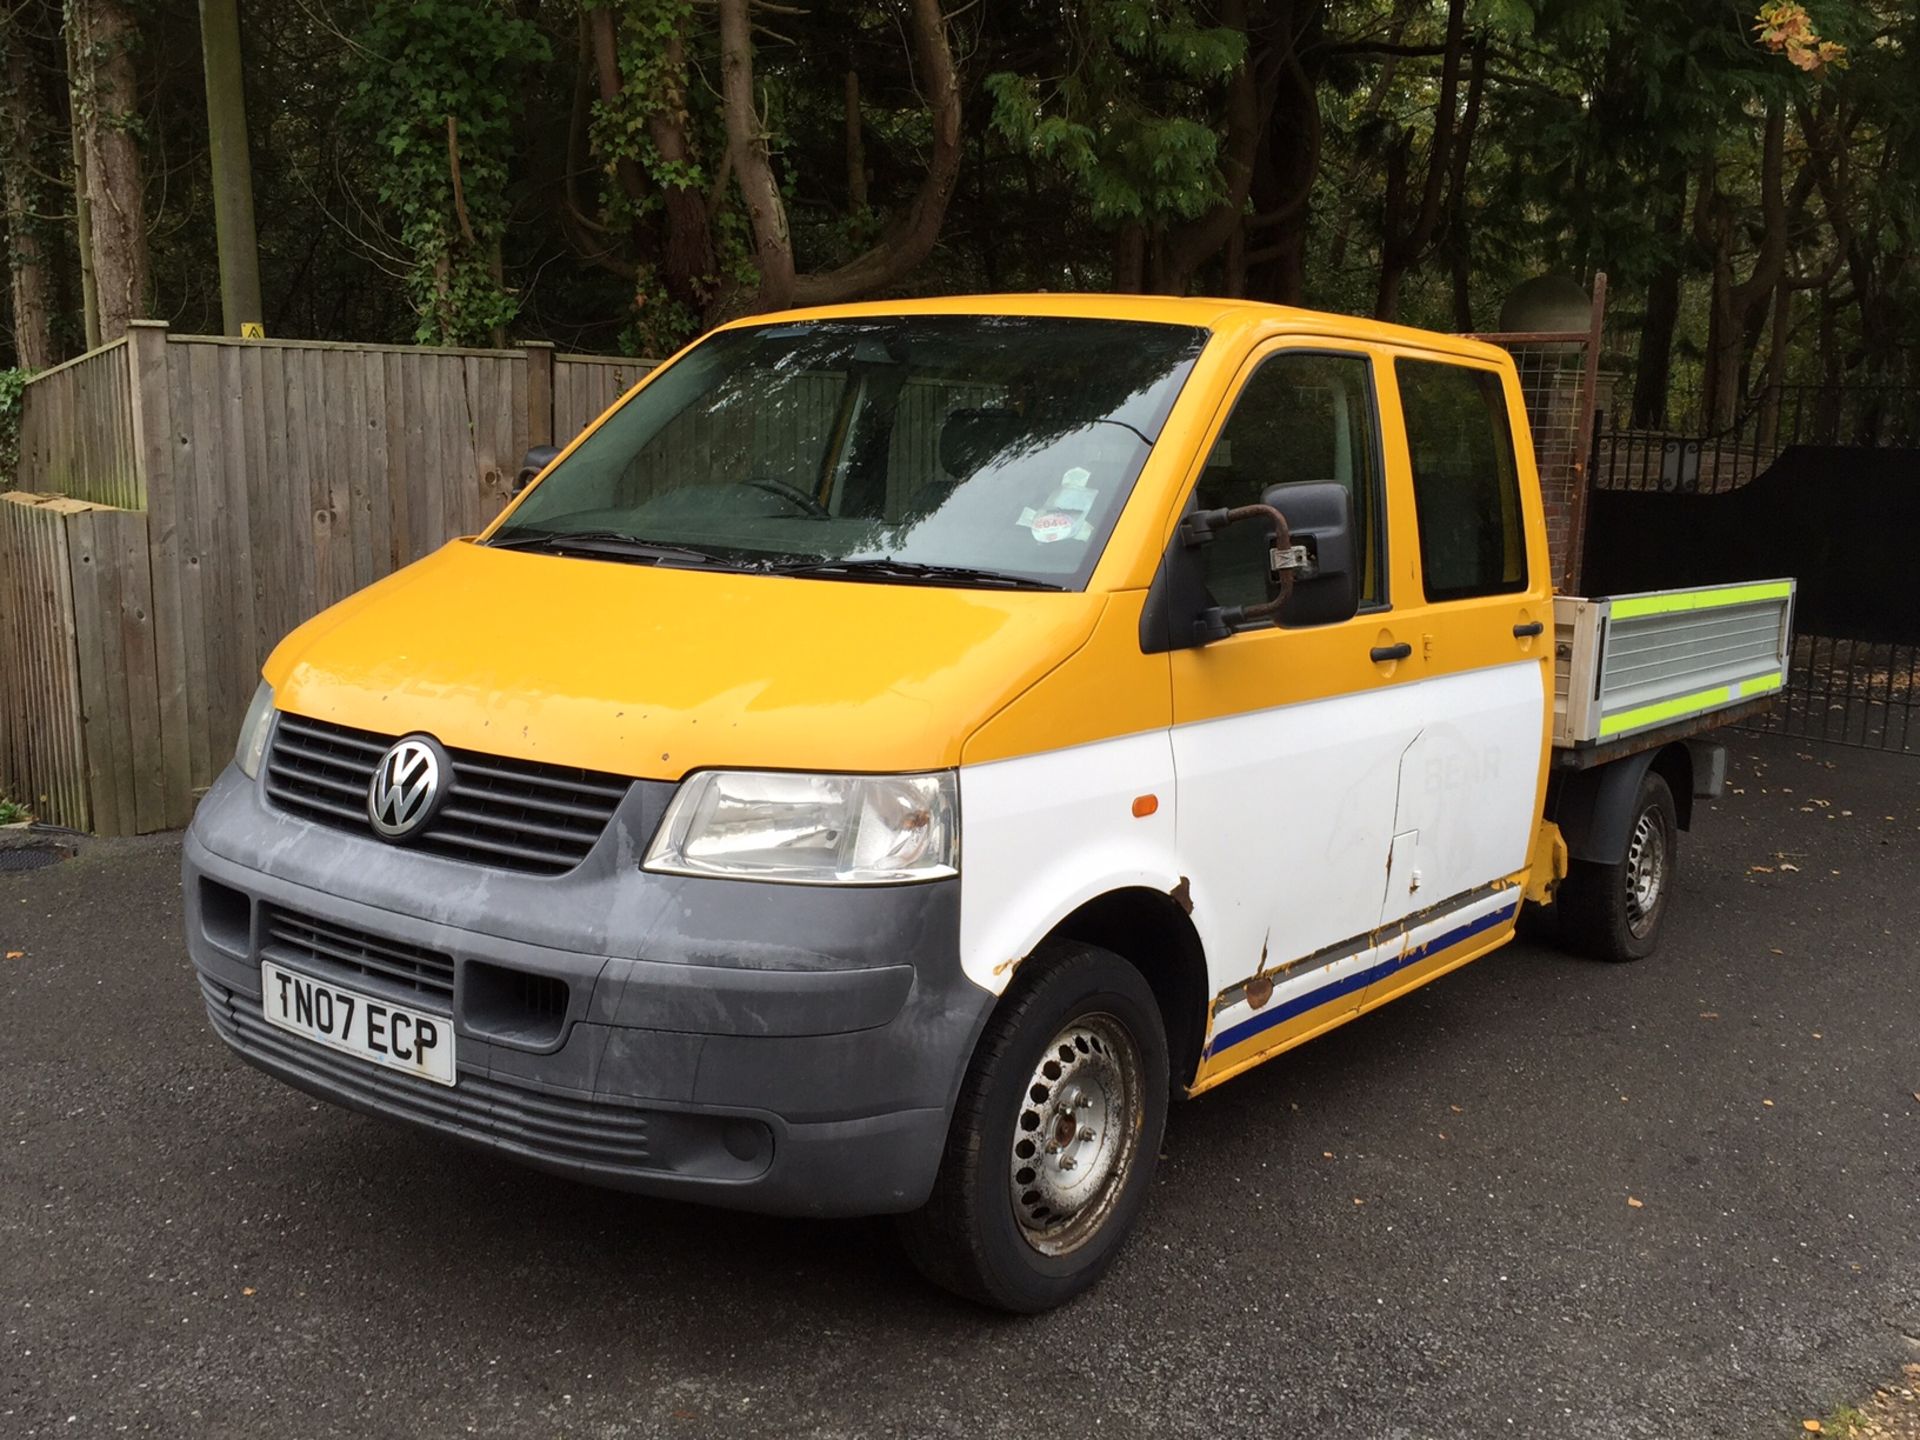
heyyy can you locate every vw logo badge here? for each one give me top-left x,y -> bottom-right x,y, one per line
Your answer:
367,736 -> 447,840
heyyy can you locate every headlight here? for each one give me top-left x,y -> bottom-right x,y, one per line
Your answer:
645,770 -> 958,884
234,680 -> 276,780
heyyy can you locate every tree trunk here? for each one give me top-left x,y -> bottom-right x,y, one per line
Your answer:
723,0 -> 963,312
199,0 -> 263,336
1374,0 -> 1468,321
646,19 -> 715,315
1630,163 -> 1688,428
1442,37 -> 1485,330
1158,0 -> 1258,294
68,0 -> 149,340
717,0 -> 794,311
789,0 -> 962,306
1244,24 -> 1321,307
1,20 -> 58,368
844,68 -> 867,214
1112,224 -> 1146,291
1696,104 -> 1790,430
1759,278 -> 1792,447
64,17 -> 99,349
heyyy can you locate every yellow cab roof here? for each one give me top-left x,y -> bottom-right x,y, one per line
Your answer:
715,292 -> 1510,367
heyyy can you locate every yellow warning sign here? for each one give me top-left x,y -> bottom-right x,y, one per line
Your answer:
240,322 -> 265,339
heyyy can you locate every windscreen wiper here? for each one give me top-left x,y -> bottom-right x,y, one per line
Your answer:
765,558 -> 1066,591
488,529 -> 732,567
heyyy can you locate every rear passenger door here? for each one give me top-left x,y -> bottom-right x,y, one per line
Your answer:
1369,355 -> 1552,963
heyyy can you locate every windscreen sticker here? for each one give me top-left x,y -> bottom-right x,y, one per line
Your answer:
1027,510 -> 1077,544
1062,466 -> 1092,488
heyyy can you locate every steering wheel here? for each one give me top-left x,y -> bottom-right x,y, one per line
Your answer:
745,477 -> 831,519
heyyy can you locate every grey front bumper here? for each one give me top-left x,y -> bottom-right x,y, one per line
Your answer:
184,765 -> 994,1217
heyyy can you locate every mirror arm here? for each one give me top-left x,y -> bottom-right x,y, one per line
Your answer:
1181,502 -> 1308,637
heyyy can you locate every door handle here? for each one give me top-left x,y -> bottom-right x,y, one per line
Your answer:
1370,642 -> 1412,663
1512,621 -> 1545,638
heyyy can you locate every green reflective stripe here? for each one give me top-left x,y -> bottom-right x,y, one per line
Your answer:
1597,671 -> 1784,738
1608,581 -> 1794,621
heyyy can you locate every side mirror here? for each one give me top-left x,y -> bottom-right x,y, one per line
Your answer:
513,444 -> 562,496
1178,480 -> 1359,641
1258,480 -> 1359,628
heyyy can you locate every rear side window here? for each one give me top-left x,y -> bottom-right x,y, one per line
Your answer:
1396,360 -> 1527,601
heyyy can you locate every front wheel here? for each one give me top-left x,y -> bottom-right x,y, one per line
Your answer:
1559,770 -> 1678,963
898,941 -> 1168,1312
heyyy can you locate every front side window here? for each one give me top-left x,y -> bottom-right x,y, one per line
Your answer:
494,316 -> 1209,590
1193,350 -> 1385,614
1396,359 -> 1528,601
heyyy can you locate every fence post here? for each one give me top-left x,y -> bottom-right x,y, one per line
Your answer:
524,341 -> 554,451
1561,271 -> 1608,595
126,320 -> 195,826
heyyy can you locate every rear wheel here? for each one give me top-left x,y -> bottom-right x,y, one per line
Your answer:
898,940 -> 1168,1312
1559,770 -> 1678,963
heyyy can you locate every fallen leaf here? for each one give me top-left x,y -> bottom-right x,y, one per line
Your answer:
1779,862 -> 1801,872
1700,1012 -> 1720,1020
1771,948 -> 1785,955
1449,1105 -> 1464,1114
1911,1093 -> 1919,1104
1352,1197 -> 1365,1206
1749,865 -> 1775,874
1627,1196 -> 1644,1208
1803,1422 -> 1823,1434
242,1287 -> 256,1297
1811,1032 -> 1822,1039
3,951 -> 21,960
1763,1099 -> 1775,1107
1323,1151 -> 1334,1159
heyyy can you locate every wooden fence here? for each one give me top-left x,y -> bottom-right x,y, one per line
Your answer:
0,323 -> 652,834
14,337 -> 142,508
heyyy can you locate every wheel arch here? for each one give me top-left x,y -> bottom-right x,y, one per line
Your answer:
1548,741 -> 1694,866
1041,887 -> 1211,1092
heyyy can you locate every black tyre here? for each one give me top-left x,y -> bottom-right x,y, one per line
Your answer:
1559,770 -> 1679,963
898,940 -> 1169,1313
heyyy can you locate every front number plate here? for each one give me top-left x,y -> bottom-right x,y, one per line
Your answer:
260,960 -> 456,1087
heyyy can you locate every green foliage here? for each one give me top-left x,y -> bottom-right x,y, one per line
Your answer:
346,0 -> 549,345
986,1 -> 1245,230
0,796 -> 28,825
0,368 -> 28,489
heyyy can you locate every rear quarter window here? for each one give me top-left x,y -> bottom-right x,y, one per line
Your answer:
1396,359 -> 1527,602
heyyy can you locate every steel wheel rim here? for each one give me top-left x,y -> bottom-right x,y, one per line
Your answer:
1007,1012 -> 1144,1257
1624,807 -> 1668,938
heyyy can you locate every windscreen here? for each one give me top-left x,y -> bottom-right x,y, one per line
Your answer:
492,315 -> 1210,589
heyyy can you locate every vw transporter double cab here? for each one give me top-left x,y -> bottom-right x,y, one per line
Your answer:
186,296 -> 1793,1312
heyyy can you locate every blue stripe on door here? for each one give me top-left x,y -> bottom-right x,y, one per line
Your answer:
1203,900 -> 1518,1059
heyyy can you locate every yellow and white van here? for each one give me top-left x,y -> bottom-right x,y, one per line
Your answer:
185,296 -> 1793,1311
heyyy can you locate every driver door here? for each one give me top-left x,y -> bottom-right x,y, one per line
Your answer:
1170,344 -> 1421,1083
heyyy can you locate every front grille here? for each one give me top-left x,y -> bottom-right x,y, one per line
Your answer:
264,907 -> 455,1002
263,712 -> 631,876
202,977 -> 654,1172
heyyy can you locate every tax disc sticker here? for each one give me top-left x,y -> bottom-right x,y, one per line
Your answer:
1028,511 -> 1076,543
1062,466 -> 1092,488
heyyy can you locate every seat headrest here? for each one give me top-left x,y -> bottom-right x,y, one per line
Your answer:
939,408 -> 1023,478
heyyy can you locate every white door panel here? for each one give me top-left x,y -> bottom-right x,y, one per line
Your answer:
1379,660 -> 1544,926
1171,686 -> 1418,996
